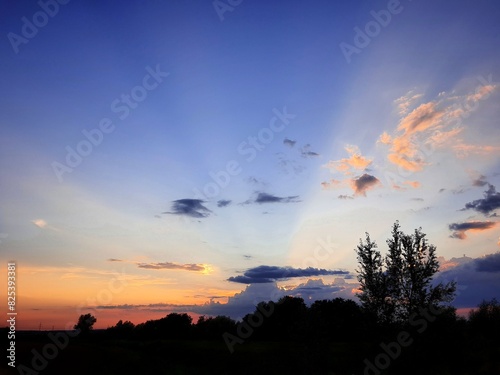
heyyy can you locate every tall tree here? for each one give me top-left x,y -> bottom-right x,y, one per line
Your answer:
356,222 -> 456,324
355,233 -> 390,323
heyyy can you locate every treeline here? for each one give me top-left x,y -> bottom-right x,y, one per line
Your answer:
101,296 -> 499,344
105,297 -> 366,341
96,296 -> 500,374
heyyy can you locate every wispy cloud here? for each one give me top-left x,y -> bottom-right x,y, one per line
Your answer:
164,199 -> 211,218
32,219 -> 48,229
137,262 -> 209,272
31,219 -> 60,231
276,152 -> 306,175
227,265 -> 349,284
217,199 -> 232,208
471,174 -> 488,187
394,90 -> 423,116
448,221 -> 497,239
283,138 -> 296,147
300,144 -> 320,158
384,101 -> 444,172
380,82 -> 499,172
427,128 -> 463,147
321,179 -> 343,190
107,258 -> 123,262
245,176 -> 267,186
324,145 -> 372,174
392,180 -> 421,191
398,102 -> 444,135
453,143 -> 500,158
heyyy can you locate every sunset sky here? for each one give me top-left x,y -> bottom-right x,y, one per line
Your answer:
1,0 -> 499,330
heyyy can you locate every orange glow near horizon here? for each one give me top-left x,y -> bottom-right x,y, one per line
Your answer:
0,265 -> 239,330
5,305 -> 205,330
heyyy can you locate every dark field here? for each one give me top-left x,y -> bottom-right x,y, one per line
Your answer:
4,328 -> 500,375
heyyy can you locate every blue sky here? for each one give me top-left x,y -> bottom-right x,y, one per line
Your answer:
1,0 -> 499,328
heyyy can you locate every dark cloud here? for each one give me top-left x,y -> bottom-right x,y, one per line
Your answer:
463,184 -> 500,215
217,200 -> 232,208
338,195 -> 353,200
472,175 -> 488,187
475,253 -> 500,273
351,173 -> 381,196
96,304 -> 138,310
302,151 -> 320,157
255,193 -> 298,204
439,188 -> 446,193
164,199 -> 211,218
411,198 -> 424,201
448,221 -> 497,239
300,144 -> 320,158
137,262 -> 206,272
107,258 -> 122,262
283,138 -> 296,147
227,265 -> 349,284
245,192 -> 300,205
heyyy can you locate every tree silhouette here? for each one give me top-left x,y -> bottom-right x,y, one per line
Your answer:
356,221 -> 456,324
355,232 -> 389,324
267,296 -> 307,340
107,320 -> 135,338
468,298 -> 500,339
74,313 -> 97,334
135,313 -> 193,339
195,315 -> 237,340
309,298 -> 364,341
